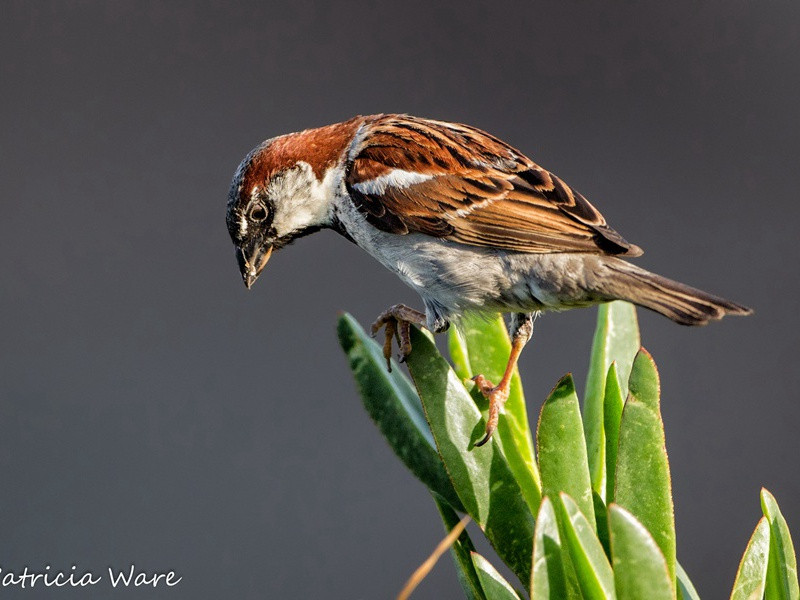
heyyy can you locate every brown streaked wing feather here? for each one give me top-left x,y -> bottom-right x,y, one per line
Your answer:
345,115 -> 642,256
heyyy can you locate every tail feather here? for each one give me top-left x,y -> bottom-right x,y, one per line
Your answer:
602,259 -> 753,326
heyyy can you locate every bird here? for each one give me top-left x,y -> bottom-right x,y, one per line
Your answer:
226,114 -> 752,446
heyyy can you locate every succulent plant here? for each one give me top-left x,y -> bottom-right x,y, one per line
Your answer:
338,303 -> 797,599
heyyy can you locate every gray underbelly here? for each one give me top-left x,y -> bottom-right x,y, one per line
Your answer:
358,231 -> 606,323
333,197 -> 608,325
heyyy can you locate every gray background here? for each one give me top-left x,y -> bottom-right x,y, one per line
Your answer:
1,1 -> 798,598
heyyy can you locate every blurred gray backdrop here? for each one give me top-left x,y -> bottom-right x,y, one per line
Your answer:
1,1 -> 798,598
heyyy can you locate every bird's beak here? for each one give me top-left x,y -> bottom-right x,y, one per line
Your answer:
236,241 -> 273,289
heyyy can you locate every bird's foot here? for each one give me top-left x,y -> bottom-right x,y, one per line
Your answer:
471,374 -> 510,447
370,304 -> 427,372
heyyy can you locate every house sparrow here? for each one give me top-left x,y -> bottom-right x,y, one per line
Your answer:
226,114 -> 751,445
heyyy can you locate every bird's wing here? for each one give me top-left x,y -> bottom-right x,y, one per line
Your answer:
345,115 -> 641,256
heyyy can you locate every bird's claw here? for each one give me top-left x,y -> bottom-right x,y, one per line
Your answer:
471,374 -> 510,447
370,304 -> 426,373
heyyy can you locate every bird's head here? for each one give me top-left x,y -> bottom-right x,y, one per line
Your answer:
226,123 -> 360,289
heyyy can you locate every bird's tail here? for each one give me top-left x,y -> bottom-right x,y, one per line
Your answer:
600,258 -> 752,326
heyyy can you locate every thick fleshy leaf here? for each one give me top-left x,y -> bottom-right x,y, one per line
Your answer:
677,563 -> 701,600
448,314 -> 533,450
593,491 -> 611,560
761,488 -> 800,600
448,324 -> 472,381
614,349 -> 676,583
531,496 -> 574,599
584,302 -> 640,498
448,316 -> 542,513
609,504 -> 674,600
553,493 -> 616,600
537,375 -> 595,524
337,314 -> 462,510
405,326 -> 535,589
471,552 -> 522,600
731,517 -> 770,600
432,493 -> 486,600
603,364 -> 625,502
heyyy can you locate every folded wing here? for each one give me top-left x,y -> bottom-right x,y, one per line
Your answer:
345,114 -> 641,256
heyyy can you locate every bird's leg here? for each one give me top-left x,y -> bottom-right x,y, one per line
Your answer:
370,304 -> 427,372
472,312 -> 535,447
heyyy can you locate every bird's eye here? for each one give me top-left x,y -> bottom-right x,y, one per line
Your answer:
249,203 -> 268,223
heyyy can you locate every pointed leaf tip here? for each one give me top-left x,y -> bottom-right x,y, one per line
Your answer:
614,355 -> 675,583
731,517 -> 770,600
537,377 -> 595,524
627,348 -> 661,412
553,492 -> 615,600
471,552 -> 522,600
603,363 -> 625,503
760,488 -> 799,600
608,504 -> 674,600
584,301 -> 640,500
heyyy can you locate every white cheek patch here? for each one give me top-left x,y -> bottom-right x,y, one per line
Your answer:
352,169 -> 434,195
269,162 -> 338,237
239,216 -> 248,235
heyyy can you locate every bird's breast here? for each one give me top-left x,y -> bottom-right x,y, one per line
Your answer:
333,193 -> 522,313
332,190 -> 607,322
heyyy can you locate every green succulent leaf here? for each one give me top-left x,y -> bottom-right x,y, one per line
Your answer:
608,504 -> 675,600
531,496 -> 580,600
593,491 -> 611,560
337,313 -> 463,510
471,552 -> 523,600
432,493 -> 486,600
761,488 -> 800,600
584,301 -> 640,499
340,312 -> 800,600
405,326 -> 535,589
448,315 -> 530,441
614,349 -> 676,583
537,374 -> 595,524
677,563 -> 702,600
731,517 -> 770,600
448,322 -> 473,382
553,493 -> 616,600
603,363 -> 625,502
448,315 -> 541,513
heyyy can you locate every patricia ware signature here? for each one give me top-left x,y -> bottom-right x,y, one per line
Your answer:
0,564 -> 182,588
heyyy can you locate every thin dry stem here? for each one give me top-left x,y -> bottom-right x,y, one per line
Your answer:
396,514 -> 472,600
